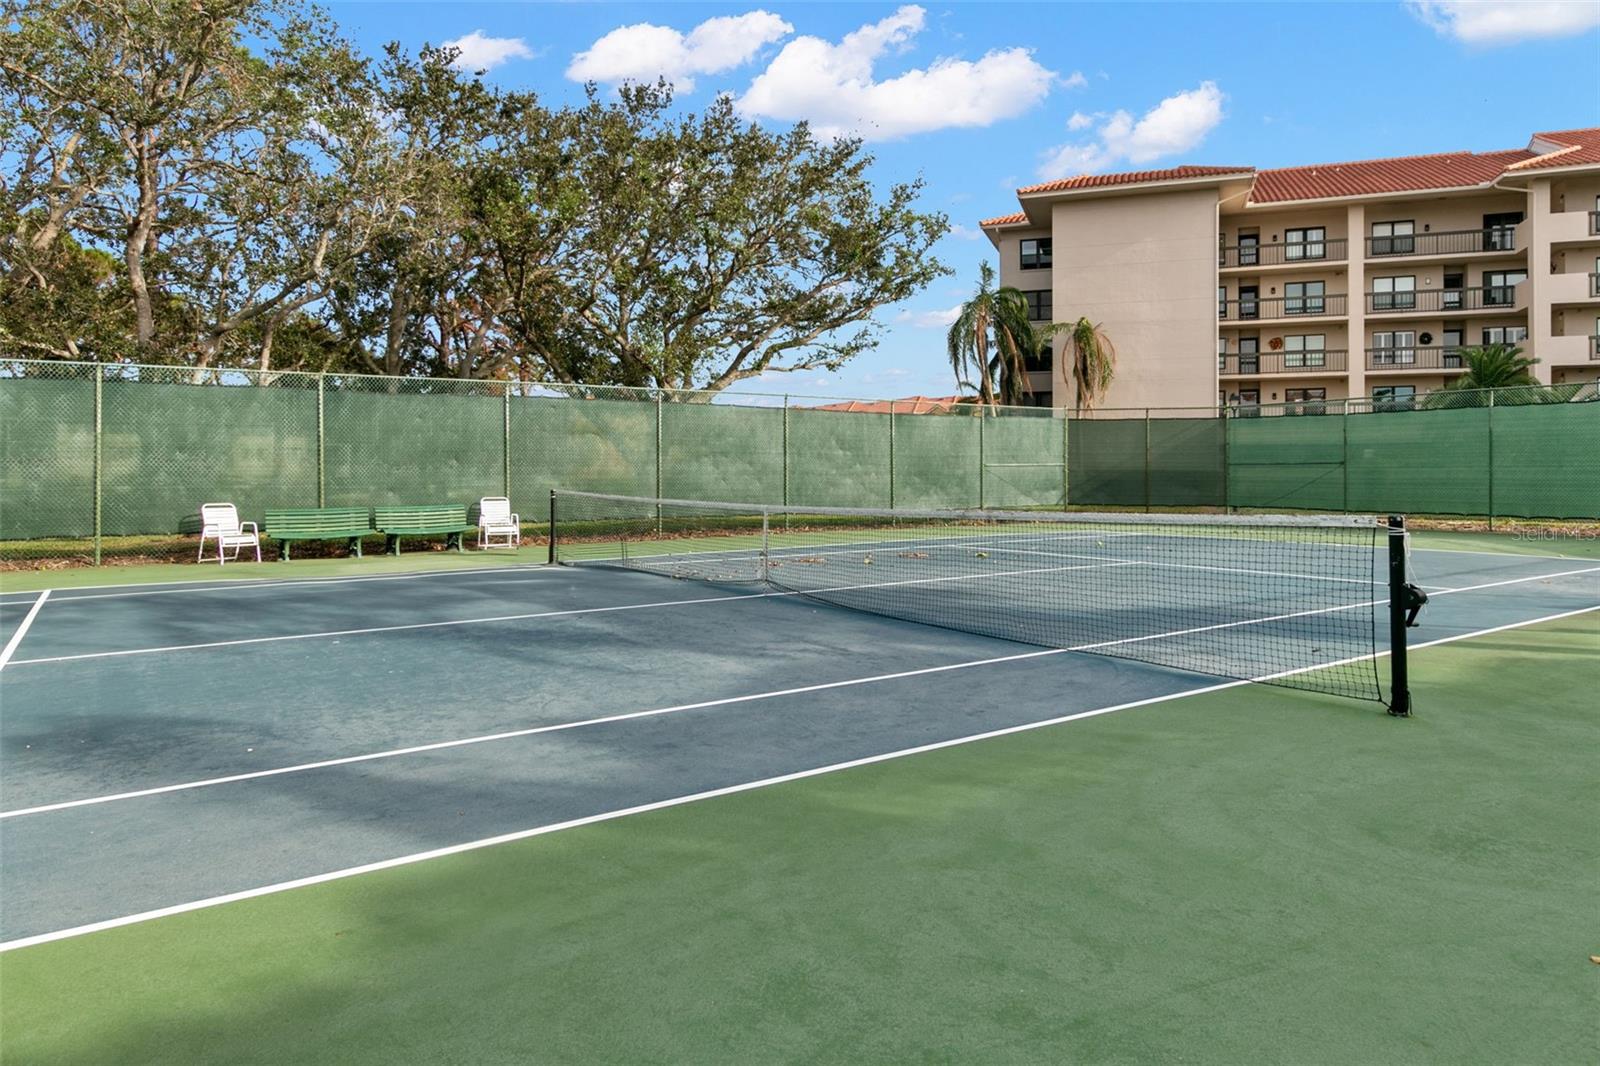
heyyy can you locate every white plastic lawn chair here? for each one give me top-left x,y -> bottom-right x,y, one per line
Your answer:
198,502 -> 261,565
477,497 -> 521,549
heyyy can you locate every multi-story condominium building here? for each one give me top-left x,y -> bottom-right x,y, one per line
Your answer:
979,127 -> 1600,411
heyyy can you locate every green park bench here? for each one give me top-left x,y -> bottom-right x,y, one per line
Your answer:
372,504 -> 477,555
263,507 -> 374,561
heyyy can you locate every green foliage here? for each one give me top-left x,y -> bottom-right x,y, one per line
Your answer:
1,3 -> 950,391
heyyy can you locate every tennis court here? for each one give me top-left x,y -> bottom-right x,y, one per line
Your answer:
1,511 -> 1597,1063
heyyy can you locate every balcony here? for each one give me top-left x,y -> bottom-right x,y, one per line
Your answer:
1538,334 -> 1600,364
1364,347 -> 1468,372
1365,226 -> 1519,259
1219,350 -> 1347,376
1545,209 -> 1600,246
1540,272 -> 1600,305
1220,238 -> 1348,269
1219,293 -> 1348,321
1365,286 -> 1520,314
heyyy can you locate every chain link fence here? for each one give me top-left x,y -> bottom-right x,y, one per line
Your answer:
2,359 -> 1595,564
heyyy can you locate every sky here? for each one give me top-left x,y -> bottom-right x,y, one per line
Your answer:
325,0 -> 1600,400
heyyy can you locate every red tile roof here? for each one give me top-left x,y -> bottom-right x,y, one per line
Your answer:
1018,164 -> 1253,195
1250,148 -> 1535,203
809,395 -> 971,414
1509,127 -> 1600,170
981,128 -> 1600,226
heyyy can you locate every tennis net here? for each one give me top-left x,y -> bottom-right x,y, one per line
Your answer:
549,490 -> 1414,709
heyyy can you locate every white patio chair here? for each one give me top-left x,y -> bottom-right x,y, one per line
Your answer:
477,497 -> 521,549
198,502 -> 261,565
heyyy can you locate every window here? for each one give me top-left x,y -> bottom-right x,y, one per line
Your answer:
1230,388 -> 1261,416
1373,385 -> 1416,413
1482,212 -> 1523,251
1021,390 -> 1053,408
1218,336 -> 1227,371
1480,326 -> 1527,345
1218,286 -> 1228,317
1372,331 -> 1416,364
1285,387 -> 1327,415
1284,280 -> 1325,315
1238,286 -> 1259,320
1371,220 -> 1415,255
1021,289 -> 1051,321
1025,343 -> 1053,373
1372,275 -> 1416,310
1442,271 -> 1465,311
1284,227 -> 1326,261
1442,327 -> 1465,367
1019,238 -> 1052,270
1483,270 -> 1525,307
1237,232 -> 1259,266
1283,334 -> 1326,368
1238,335 -> 1259,374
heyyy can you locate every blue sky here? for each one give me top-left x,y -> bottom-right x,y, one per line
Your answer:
327,1 -> 1600,399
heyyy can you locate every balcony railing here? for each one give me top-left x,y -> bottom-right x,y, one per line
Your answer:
1365,286 -> 1518,314
1219,293 -> 1347,319
1364,346 -> 1468,371
1590,211 -> 1600,236
1219,350 -> 1347,376
1219,238 -> 1348,268
1365,226 -> 1518,258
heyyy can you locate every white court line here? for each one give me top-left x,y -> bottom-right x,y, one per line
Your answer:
3,601 -> 1594,955
0,591 -> 50,671
13,564 -> 1594,818
4,560 -> 1138,668
0,562 -> 554,605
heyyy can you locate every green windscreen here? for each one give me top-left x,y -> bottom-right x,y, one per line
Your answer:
1226,414 -> 1345,511
1068,419 -> 1146,506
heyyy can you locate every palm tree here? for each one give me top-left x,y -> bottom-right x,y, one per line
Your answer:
988,286 -> 1038,405
1058,317 -> 1117,413
1443,343 -> 1538,390
947,262 -> 1005,407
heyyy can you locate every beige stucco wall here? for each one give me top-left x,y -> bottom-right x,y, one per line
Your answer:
1050,188 -> 1219,409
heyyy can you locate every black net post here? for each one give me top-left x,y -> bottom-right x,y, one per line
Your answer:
1387,514 -> 1412,717
547,489 -> 558,565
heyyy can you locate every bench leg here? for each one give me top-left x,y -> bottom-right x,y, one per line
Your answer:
347,536 -> 362,558
279,541 -> 291,562
386,534 -> 400,556
449,531 -> 464,552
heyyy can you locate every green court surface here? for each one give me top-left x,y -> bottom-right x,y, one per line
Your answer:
2,613 -> 1593,1064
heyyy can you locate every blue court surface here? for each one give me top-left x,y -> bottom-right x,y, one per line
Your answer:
0,540 -> 1595,948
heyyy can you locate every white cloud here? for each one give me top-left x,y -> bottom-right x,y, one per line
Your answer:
896,304 -> 964,328
736,5 -> 1056,141
567,11 -> 793,90
443,31 -> 535,72
1060,71 -> 1088,90
1407,1 -> 1600,44
1037,82 -> 1225,177
946,223 -> 983,241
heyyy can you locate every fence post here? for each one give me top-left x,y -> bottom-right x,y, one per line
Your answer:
502,383 -> 511,498
1143,408 -> 1152,512
93,367 -> 103,566
1061,410 -> 1069,509
1220,403 -> 1231,513
1486,388 -> 1496,530
888,399 -> 896,510
316,373 -> 326,507
978,410 -> 986,510
781,394 -> 789,508
1341,398 -> 1349,514
654,391 -> 664,532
